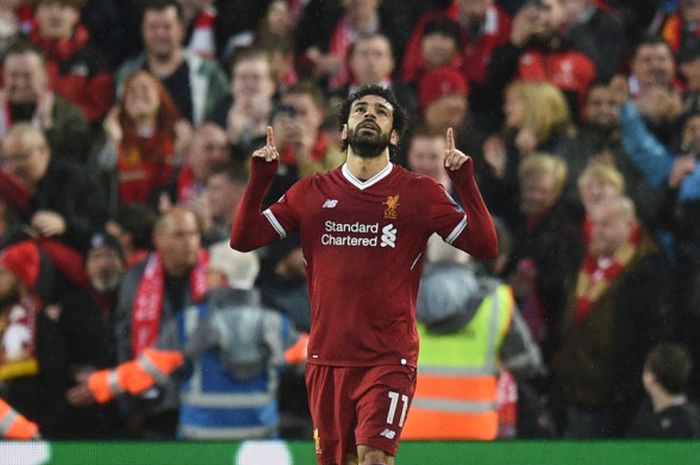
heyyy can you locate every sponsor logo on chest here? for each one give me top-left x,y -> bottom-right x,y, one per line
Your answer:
320,195 -> 400,248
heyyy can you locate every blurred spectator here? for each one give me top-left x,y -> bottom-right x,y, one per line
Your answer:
29,0 -> 113,124
0,0 -> 21,57
115,0 -> 228,125
85,231 -> 125,319
418,67 -> 472,138
487,0 -> 597,121
155,122 -> 230,207
627,36 -> 683,145
267,80 -> 344,202
80,0 -> 132,68
416,68 -> 487,195
402,15 -> 464,84
482,80 -> 575,222
339,33 -> 417,117
403,1 -> 512,132
559,80 -> 662,221
659,0 -> 700,54
555,196 -> 674,438
214,0 -> 274,63
561,0 -> 624,82
679,38 -> 700,112
177,0 -> 217,58
406,125 -> 454,193
628,343 -> 700,438
577,162 -> 625,243
200,162 -> 247,245
0,123 -> 106,251
629,36 -> 679,97
105,204 -> 156,268
294,0 -> 408,92
207,48 -> 277,162
0,240 -> 115,438
112,206 -> 208,438
96,70 -> 190,208
68,242 -> 308,440
250,0 -> 298,92
0,40 -> 90,163
255,0 -> 293,47
619,91 -> 700,206
506,154 -> 583,361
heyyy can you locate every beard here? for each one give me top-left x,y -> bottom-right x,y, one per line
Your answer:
90,274 -> 122,293
347,121 -> 391,158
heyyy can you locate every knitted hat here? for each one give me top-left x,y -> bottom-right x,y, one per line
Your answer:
208,241 -> 260,289
0,241 -> 40,289
87,231 -> 125,262
418,66 -> 469,111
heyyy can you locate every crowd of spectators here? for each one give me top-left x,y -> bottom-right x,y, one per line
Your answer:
1,0 -> 700,441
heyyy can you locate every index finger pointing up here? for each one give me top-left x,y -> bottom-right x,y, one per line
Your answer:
446,127 -> 455,151
266,125 -> 276,148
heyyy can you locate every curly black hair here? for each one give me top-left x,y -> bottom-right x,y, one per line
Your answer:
337,85 -> 408,158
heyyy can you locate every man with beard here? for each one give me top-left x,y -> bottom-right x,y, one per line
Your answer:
84,232 -> 126,362
230,85 -> 498,465
115,0 -> 228,125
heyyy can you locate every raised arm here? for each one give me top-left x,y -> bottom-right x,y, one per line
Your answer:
230,126 -> 285,251
443,128 -> 499,259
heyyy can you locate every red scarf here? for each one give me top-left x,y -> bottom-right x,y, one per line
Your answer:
29,24 -> 90,62
176,165 -> 198,204
574,226 -> 641,325
131,250 -> 208,356
0,297 -> 39,380
328,16 -> 354,91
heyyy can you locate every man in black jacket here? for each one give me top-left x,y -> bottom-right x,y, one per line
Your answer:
0,123 -> 107,251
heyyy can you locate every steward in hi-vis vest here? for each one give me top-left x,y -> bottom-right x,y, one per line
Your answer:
402,261 -> 543,440
67,242 -> 307,439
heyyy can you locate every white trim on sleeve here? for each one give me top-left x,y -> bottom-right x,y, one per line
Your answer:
263,209 -> 287,239
444,215 -> 467,244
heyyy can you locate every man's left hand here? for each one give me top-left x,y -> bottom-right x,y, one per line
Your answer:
444,127 -> 470,171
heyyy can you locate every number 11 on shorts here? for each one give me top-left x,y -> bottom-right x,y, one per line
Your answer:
386,391 -> 409,427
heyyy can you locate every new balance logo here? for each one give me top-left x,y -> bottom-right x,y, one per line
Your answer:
380,224 -> 397,248
322,199 -> 338,208
379,428 -> 396,439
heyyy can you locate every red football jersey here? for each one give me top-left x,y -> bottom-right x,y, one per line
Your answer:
265,163 -> 467,368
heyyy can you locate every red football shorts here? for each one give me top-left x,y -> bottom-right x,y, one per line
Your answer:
306,364 -> 417,465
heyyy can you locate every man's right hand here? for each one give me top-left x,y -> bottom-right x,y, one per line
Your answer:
253,126 -> 280,162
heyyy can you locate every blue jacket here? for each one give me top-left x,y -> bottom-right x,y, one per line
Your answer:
620,101 -> 700,203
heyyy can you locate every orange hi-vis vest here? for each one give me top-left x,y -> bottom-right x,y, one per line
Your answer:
0,398 -> 39,439
402,284 -> 514,440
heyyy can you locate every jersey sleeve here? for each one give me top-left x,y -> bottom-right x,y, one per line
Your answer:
264,176 -> 312,240
424,161 -> 499,259
424,179 -> 469,245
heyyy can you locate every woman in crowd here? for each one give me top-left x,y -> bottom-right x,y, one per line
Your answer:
94,70 -> 190,209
